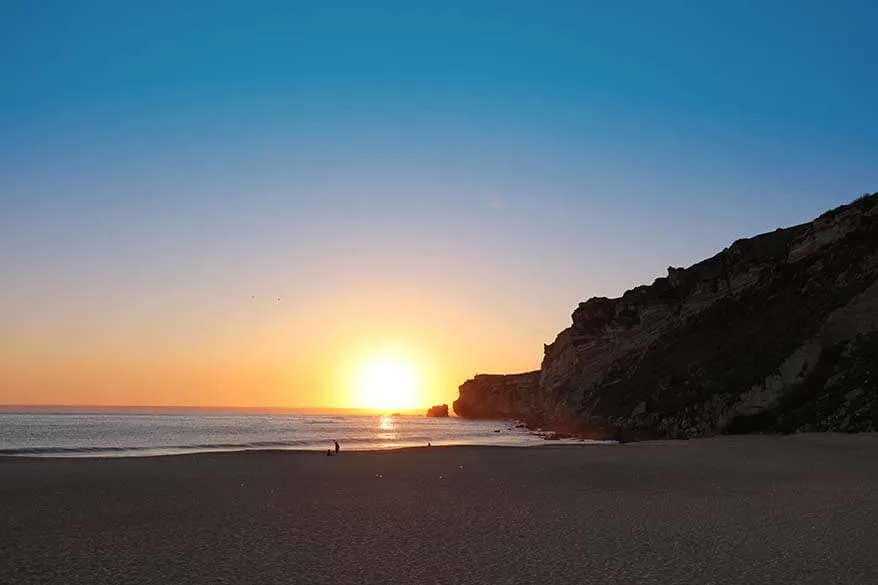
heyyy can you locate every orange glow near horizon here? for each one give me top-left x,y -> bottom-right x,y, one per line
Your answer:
0,282 -> 549,411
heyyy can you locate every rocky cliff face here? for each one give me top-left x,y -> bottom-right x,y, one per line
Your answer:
454,193 -> 878,439
453,372 -> 541,420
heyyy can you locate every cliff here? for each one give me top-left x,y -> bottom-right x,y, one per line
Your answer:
454,193 -> 878,439
454,372 -> 541,420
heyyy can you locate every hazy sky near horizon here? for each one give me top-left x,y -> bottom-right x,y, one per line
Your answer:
2,1 -> 877,408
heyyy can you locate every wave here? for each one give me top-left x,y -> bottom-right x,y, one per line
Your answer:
0,435 -> 450,457
0,413 -> 616,458
0,439 -> 314,457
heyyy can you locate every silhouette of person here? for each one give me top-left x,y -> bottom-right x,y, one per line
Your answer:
326,449 -> 331,456
334,440 -> 340,454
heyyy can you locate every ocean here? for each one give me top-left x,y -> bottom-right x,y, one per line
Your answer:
0,412 -> 607,457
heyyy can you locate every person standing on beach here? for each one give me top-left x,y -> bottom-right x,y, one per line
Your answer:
334,440 -> 340,454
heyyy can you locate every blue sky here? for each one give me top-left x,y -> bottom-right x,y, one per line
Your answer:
1,1 -> 877,406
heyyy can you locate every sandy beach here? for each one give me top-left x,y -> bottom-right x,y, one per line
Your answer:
2,435 -> 878,585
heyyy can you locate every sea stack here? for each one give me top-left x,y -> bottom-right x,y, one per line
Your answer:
426,404 -> 450,417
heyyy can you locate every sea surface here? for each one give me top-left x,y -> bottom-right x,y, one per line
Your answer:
0,413 -> 607,457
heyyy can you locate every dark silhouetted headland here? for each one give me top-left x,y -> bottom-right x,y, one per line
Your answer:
455,193 -> 878,440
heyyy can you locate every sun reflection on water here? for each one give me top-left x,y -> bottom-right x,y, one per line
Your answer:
378,415 -> 397,441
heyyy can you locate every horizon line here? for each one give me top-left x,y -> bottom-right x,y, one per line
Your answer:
0,404 -> 439,415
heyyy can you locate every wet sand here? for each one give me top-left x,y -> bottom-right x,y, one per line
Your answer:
2,434 -> 878,584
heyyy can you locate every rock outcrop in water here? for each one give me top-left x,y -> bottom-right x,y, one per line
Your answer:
454,193 -> 878,439
426,404 -> 450,417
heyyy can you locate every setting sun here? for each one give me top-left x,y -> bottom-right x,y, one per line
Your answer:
355,356 -> 421,410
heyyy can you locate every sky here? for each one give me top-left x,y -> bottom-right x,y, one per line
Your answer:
1,1 -> 876,410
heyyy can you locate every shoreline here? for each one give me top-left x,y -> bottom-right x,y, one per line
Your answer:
1,411 -> 611,459
4,431 -> 878,460
0,437 -> 619,460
